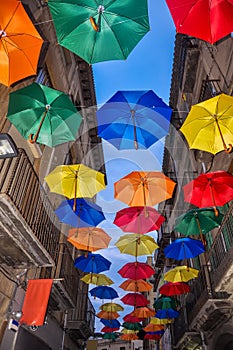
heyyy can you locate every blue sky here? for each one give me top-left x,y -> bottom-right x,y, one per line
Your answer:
90,0 -> 176,331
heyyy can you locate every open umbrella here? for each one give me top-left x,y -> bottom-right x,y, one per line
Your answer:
74,253 -> 111,273
100,303 -> 124,312
7,82 -> 83,147
103,333 -> 118,340
174,207 -> 224,245
97,90 -> 172,150
159,282 -> 191,296
180,94 -> 233,154
114,206 -> 165,234
48,0 -> 150,64
143,324 -> 164,332
68,227 -> 111,252
145,334 -> 161,340
164,266 -> 199,283
97,311 -> 120,320
123,314 -> 143,323
120,334 -> 138,340
115,234 -> 159,257
156,309 -> 179,319
150,317 -> 173,325
165,0 -> 233,44
101,327 -> 120,333
100,319 -> 121,328
44,164 -> 105,210
114,171 -> 176,213
121,328 -> 139,334
81,273 -> 113,286
122,322 -> 142,331
164,237 -> 205,260
89,286 -> 119,300
55,198 -> 105,228
130,307 -> 155,318
154,296 -> 177,310
183,171 -> 233,216
119,279 -> 152,292
118,262 -> 155,280
121,293 -> 149,307
0,1 -> 43,86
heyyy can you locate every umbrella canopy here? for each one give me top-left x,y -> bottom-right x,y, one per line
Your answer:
154,297 -> 177,310
145,334 -> 161,340
114,171 -> 176,208
48,0 -> 150,64
100,303 -> 124,312
143,324 -> 164,332
123,314 -> 143,323
156,308 -> 179,319
183,171 -> 233,216
0,1 -> 43,86
122,322 -> 142,331
164,266 -> 199,283
55,198 -> 106,228
97,311 -> 120,320
68,227 -> 111,252
100,319 -> 121,328
166,0 -> 233,44
180,94 -> 233,154
45,164 -> 105,203
97,90 -> 172,150
121,293 -> 149,307
101,326 -> 120,333
121,328 -> 139,334
74,253 -> 111,273
159,282 -> 191,296
120,334 -> 138,340
115,234 -> 159,256
81,273 -> 113,286
150,317 -> 173,325
118,262 -> 155,280
89,286 -> 119,300
130,307 -> 155,318
102,333 -> 118,340
7,83 -> 82,147
119,279 -> 152,292
114,206 -> 165,234
164,237 -> 205,260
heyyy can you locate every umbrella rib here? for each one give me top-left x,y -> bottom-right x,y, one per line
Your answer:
4,2 -> 20,31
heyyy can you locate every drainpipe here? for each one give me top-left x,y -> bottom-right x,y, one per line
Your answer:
200,331 -> 208,350
61,311 -> 68,350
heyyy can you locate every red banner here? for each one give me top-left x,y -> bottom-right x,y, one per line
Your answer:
20,279 -> 53,326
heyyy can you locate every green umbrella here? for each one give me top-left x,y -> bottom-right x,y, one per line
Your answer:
153,296 -> 177,310
122,322 -> 142,331
174,207 -> 224,244
48,0 -> 150,64
7,82 -> 82,147
103,332 -> 118,340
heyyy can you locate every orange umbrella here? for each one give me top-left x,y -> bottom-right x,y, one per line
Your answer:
96,311 -> 120,320
120,334 -> 139,340
67,227 -> 111,252
130,307 -> 155,318
114,171 -> 176,214
0,1 -> 43,86
119,279 -> 152,292
143,324 -> 164,332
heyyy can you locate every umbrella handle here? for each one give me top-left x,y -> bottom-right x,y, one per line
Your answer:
90,17 -> 99,31
28,106 -> 49,144
225,144 -> 232,154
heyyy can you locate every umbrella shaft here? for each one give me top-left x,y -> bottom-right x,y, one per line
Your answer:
29,108 -> 48,143
215,118 -> 232,153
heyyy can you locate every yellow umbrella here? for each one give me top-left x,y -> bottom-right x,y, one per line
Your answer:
180,93 -> 233,154
150,317 -> 173,325
100,303 -> 124,312
115,234 -> 159,256
164,266 -> 199,283
44,164 -> 106,210
81,273 -> 113,286
121,328 -> 139,334
96,310 -> 120,320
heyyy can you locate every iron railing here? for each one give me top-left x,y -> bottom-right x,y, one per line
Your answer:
0,149 -> 60,265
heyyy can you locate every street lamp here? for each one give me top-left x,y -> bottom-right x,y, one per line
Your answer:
0,134 -> 18,159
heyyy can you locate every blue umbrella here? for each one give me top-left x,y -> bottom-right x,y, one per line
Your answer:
90,286 -> 119,300
156,308 -> 179,319
164,237 -> 205,260
55,198 -> 106,227
147,331 -> 165,335
74,253 -> 111,273
100,319 -> 121,328
97,90 -> 172,150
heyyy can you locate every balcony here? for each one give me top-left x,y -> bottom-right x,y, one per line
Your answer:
0,149 -> 60,268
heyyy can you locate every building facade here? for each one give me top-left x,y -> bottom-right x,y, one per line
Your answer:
156,34 -> 233,350
0,1 -> 105,349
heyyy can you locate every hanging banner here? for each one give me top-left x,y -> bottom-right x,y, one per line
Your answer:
20,279 -> 53,326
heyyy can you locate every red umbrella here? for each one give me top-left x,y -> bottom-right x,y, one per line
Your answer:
165,0 -> 233,44
114,206 -> 165,234
159,282 -> 191,296
183,171 -> 233,216
121,293 -> 149,307
118,262 -> 155,280
145,333 -> 161,340
101,326 -> 120,333
119,279 -> 153,292
123,314 -> 144,323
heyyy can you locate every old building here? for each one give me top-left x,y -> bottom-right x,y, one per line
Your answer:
156,34 -> 233,349
0,1 -> 105,349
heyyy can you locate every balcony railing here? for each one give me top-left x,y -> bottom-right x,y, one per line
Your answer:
0,149 -> 60,265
